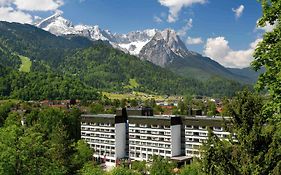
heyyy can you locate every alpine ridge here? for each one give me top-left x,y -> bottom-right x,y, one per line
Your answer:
36,12 -> 258,83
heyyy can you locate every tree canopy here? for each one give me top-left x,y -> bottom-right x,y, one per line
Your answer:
252,0 -> 281,122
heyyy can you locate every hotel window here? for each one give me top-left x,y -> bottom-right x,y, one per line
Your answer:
129,135 -> 136,139
164,132 -> 170,135
151,131 -> 159,135
164,138 -> 170,142
199,126 -> 206,130
199,132 -> 207,136
214,126 -> 222,131
193,145 -> 200,149
151,125 -> 159,128
140,136 -> 147,139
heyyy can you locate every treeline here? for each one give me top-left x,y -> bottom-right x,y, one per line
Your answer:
0,66 -> 100,101
60,44 -> 244,96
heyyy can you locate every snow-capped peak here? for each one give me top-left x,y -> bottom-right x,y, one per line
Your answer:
36,13 -> 188,56
36,11 -> 74,36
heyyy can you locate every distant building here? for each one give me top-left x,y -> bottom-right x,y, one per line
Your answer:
80,107 -> 231,166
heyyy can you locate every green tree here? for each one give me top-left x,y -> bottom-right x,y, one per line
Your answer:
78,162 -> 104,175
149,156 -> 175,175
0,101 -> 14,126
71,140 -> 94,172
252,0 -> 281,122
90,103 -> 105,114
180,160 -> 204,175
0,124 -> 23,175
130,99 -> 138,107
110,166 -> 140,175
19,125 -> 67,175
202,90 -> 280,174
131,160 -> 147,174
206,101 -> 216,117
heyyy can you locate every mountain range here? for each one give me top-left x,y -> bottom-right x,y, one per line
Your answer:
36,12 -> 260,83
0,20 -> 246,100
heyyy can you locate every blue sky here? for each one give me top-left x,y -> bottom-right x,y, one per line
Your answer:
0,0 -> 271,68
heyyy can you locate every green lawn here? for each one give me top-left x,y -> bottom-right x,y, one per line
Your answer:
19,56 -> 32,73
102,91 -> 180,101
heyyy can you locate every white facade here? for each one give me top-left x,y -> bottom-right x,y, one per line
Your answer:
81,112 -> 230,164
128,123 -> 173,161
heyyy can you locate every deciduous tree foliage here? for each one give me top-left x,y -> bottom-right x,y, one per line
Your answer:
149,156 -> 176,175
0,105 -> 94,175
202,90 -> 281,174
252,0 -> 281,121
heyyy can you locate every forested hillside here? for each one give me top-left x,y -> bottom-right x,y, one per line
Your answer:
0,21 -> 247,100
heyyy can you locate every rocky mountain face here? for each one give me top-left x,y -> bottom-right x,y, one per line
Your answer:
36,12 -> 156,55
35,12 -> 200,67
139,29 -> 201,67
36,12 -> 256,83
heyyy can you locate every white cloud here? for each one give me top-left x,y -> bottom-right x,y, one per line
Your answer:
0,0 -> 63,23
203,36 -> 262,68
0,0 -> 13,6
158,0 -> 206,23
0,7 -> 32,23
232,5 -> 244,19
186,36 -> 203,45
177,18 -> 192,36
14,0 -> 63,11
153,15 -> 163,23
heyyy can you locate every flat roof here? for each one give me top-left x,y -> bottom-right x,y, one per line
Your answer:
171,155 -> 193,161
81,114 -> 115,118
129,115 -> 176,120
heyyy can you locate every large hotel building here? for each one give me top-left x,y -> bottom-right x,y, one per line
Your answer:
81,108 -> 230,165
